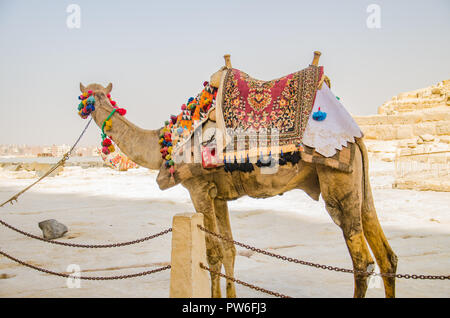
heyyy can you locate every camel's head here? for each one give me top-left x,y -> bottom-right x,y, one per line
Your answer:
209,54 -> 232,88
79,82 -> 113,96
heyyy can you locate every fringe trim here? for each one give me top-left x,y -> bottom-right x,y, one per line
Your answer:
223,151 -> 301,173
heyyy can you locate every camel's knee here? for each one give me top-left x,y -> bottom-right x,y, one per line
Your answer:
324,200 -> 362,239
223,242 -> 236,258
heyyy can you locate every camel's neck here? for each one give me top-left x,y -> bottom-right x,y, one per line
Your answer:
90,92 -> 163,170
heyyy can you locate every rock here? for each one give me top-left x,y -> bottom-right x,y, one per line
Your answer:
38,219 -> 68,239
431,87 -> 441,95
396,125 -> 414,139
419,134 -> 435,142
381,153 -> 395,162
439,136 -> 450,144
5,164 -> 21,171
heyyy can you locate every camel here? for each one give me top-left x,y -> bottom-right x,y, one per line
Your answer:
79,54 -> 398,298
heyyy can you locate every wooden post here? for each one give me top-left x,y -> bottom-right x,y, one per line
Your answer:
311,51 -> 321,66
169,213 -> 211,298
224,54 -> 232,69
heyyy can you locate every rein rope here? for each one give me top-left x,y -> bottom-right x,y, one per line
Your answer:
1,89 -> 127,208
0,117 -> 93,208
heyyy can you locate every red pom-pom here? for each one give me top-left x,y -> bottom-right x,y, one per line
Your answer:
110,100 -> 116,106
107,94 -> 111,98
102,138 -> 112,147
181,104 -> 187,110
88,90 -> 93,95
203,81 -> 208,87
117,108 -> 126,116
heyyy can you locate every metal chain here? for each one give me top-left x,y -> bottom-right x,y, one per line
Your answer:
0,218 -> 171,248
199,263 -> 291,298
198,225 -> 450,281
0,249 -> 170,280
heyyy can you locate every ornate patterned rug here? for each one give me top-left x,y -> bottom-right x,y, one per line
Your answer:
216,65 -> 323,158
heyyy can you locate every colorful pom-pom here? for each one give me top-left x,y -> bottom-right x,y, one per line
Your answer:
102,138 -> 112,147
312,107 -> 327,121
87,96 -> 95,104
117,108 -> 126,116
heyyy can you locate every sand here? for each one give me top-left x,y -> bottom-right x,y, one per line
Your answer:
0,160 -> 449,298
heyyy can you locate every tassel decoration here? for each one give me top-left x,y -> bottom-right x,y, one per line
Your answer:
312,107 -> 327,121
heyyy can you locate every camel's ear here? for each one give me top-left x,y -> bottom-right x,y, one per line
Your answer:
80,82 -> 86,93
105,83 -> 113,94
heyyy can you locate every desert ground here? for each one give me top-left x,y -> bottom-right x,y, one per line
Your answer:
0,160 -> 449,298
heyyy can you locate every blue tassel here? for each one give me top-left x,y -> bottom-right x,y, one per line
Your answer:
312,107 -> 327,121
87,96 -> 95,105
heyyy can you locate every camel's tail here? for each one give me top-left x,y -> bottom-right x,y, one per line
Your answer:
355,137 -> 398,297
355,138 -> 375,213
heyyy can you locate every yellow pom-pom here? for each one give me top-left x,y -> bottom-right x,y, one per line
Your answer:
168,146 -> 173,153
105,125 -> 111,131
108,145 -> 115,152
82,99 -> 87,106
165,154 -> 171,160
158,138 -> 164,145
105,120 -> 112,127
82,92 -> 88,97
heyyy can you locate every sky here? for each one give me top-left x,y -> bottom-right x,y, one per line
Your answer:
0,0 -> 449,146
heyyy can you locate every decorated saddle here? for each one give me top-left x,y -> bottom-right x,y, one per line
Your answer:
215,65 -> 323,158
156,65 -> 363,190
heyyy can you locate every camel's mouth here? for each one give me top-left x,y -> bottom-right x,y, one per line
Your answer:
76,90 -> 96,119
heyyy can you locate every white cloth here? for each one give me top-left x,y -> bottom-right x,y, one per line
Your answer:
302,84 -> 363,157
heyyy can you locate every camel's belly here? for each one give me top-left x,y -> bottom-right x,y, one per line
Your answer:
215,162 -> 320,201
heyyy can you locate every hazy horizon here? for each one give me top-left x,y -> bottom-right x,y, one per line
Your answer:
1,0 -> 449,146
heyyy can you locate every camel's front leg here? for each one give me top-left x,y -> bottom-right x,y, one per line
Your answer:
185,180 -> 224,298
214,198 -> 237,298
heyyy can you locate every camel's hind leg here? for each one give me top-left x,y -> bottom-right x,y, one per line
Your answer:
214,198 -> 237,298
317,161 -> 374,298
357,139 -> 398,297
361,206 -> 398,297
